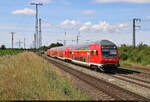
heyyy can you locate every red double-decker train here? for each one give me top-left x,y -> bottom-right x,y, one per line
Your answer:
47,40 -> 120,71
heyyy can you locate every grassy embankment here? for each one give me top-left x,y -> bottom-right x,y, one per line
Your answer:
0,49 -> 24,56
0,52 -> 92,100
118,44 -> 150,71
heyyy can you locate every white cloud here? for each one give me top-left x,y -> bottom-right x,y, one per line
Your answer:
79,26 -> 89,31
31,0 -> 52,4
91,21 -> 130,32
60,19 -> 80,26
94,0 -> 150,3
79,22 -> 92,31
12,8 -> 35,15
91,21 -> 111,32
84,22 -> 92,26
79,21 -> 129,33
118,23 -> 129,28
82,10 -> 95,15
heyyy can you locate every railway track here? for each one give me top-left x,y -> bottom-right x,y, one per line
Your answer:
115,74 -> 150,85
107,68 -> 150,88
40,54 -> 149,101
104,69 -> 150,90
110,74 -> 150,89
115,67 -> 150,79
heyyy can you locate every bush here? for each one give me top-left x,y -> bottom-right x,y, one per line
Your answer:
120,53 -> 128,61
118,44 -> 150,66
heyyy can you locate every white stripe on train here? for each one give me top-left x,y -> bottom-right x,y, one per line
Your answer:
48,55 -> 103,69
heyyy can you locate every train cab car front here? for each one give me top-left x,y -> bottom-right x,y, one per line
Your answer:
100,45 -> 120,69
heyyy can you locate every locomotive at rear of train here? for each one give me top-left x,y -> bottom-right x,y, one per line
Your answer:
47,40 -> 120,71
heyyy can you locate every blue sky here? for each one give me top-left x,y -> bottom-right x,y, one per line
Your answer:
0,0 -> 150,48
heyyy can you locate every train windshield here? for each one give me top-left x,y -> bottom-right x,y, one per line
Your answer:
101,47 -> 117,58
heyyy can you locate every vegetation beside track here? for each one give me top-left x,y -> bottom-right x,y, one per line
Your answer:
0,49 -> 24,56
118,44 -> 150,71
0,52 -> 91,100
118,43 -> 150,66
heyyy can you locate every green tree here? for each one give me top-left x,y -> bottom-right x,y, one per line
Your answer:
0,45 -> 6,50
39,46 -> 49,51
38,42 -> 63,51
49,42 -> 63,49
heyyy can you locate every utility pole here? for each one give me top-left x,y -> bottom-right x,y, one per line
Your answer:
39,18 -> 42,48
30,2 -> 43,49
19,40 -> 21,48
77,32 -> 80,44
77,35 -> 79,44
10,32 -> 15,49
24,38 -> 26,49
64,32 -> 66,46
18,40 -> 23,49
133,18 -> 141,48
34,33 -> 36,48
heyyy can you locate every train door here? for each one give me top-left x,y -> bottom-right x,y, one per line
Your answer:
87,53 -> 90,63
69,50 -> 72,59
72,53 -> 74,60
95,50 -> 99,63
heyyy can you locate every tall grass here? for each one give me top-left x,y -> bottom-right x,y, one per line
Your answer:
0,52 -> 92,100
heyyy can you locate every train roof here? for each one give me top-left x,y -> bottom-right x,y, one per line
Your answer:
94,40 -> 116,46
50,40 -> 116,50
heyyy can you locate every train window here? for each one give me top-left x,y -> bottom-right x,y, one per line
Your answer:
84,58 -> 86,62
96,50 -> 98,56
91,50 -> 94,56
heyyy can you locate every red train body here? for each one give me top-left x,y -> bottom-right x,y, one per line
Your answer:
47,40 -> 120,70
